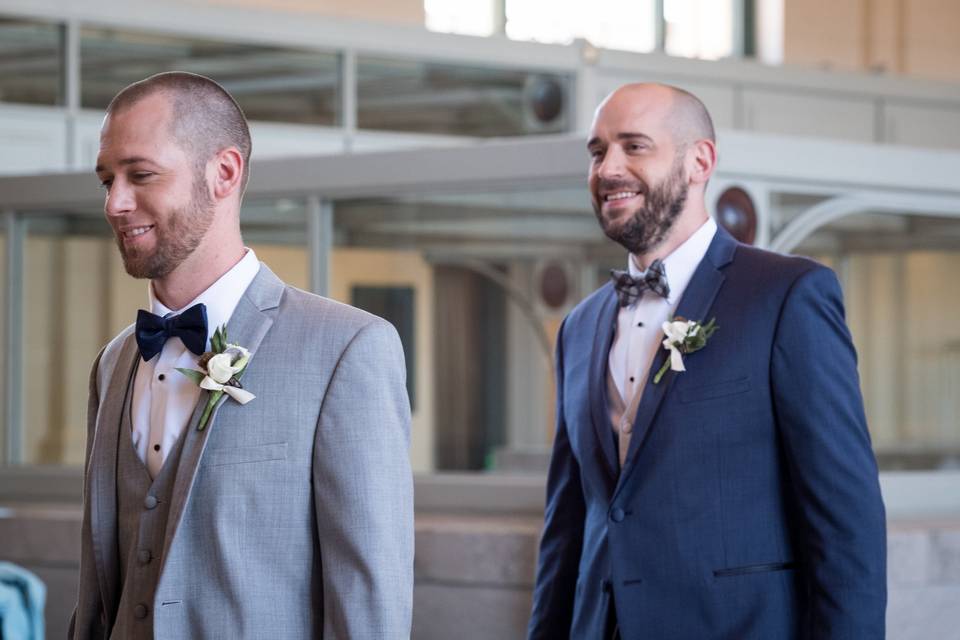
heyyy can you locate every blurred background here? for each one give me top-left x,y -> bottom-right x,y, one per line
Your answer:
0,0 -> 958,637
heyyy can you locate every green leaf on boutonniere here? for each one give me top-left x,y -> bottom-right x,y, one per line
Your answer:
175,367 -> 205,386
210,326 -> 225,353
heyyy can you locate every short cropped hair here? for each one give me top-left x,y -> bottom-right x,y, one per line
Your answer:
667,85 -> 716,146
107,71 -> 252,191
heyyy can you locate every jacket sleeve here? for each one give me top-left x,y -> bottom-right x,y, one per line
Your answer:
69,347 -> 108,639
528,318 -> 586,639
311,318 -> 414,639
770,266 -> 887,639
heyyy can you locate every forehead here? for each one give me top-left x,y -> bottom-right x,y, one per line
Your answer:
97,93 -> 178,163
589,90 -> 673,141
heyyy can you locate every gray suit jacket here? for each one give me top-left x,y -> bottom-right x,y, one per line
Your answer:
70,264 -> 414,639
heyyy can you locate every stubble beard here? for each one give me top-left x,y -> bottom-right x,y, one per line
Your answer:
117,174 -> 216,280
594,156 -> 689,256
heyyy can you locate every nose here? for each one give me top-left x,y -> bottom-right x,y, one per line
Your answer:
104,179 -> 135,217
595,145 -> 626,180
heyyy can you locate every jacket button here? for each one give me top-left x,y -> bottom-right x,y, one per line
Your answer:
134,603 -> 149,619
610,507 -> 625,523
601,579 -> 612,594
137,549 -> 152,565
144,495 -> 158,510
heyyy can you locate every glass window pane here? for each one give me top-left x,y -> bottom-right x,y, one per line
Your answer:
23,213 -> 118,466
794,212 -> 960,471
0,18 -> 64,106
505,0 -> 656,53
80,27 -> 340,125
425,0 -> 495,37
332,186 -> 613,473
357,57 -> 570,137
664,0 -> 735,60
241,197 -> 310,291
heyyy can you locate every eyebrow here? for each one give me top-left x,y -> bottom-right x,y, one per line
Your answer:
586,132 -> 655,149
94,156 -> 154,174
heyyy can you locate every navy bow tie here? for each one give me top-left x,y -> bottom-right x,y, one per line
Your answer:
610,259 -> 670,308
135,303 -> 208,362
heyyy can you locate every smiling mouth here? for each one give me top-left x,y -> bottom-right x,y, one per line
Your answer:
122,225 -> 155,238
602,191 -> 641,204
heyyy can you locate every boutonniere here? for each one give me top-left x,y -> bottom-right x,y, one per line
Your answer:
176,325 -> 256,431
653,317 -> 718,384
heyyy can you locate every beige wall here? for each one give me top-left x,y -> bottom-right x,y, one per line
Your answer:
784,0 -> 960,82
188,0 -> 424,26
330,247 -> 435,472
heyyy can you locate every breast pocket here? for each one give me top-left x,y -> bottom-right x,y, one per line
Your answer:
203,442 -> 288,467
678,377 -> 751,404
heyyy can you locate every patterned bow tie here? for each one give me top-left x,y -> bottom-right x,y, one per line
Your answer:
610,259 -> 670,307
135,303 -> 208,362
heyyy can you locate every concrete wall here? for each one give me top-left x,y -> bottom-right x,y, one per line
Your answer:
2,503 -> 958,639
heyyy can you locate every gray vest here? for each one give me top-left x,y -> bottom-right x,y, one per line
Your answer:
111,380 -> 188,640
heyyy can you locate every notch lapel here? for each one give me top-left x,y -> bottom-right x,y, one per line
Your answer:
89,331 -> 139,620
158,265 -> 285,566
587,285 -> 620,483
613,228 -> 738,499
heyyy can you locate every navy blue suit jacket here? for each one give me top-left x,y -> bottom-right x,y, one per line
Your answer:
528,228 -> 886,639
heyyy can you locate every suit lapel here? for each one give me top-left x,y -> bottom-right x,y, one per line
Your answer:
89,331 -> 139,619
588,285 -> 620,483
613,228 -> 738,499
159,264 -> 285,565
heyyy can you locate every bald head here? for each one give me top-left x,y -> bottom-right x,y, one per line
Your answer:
106,71 -> 252,191
597,83 -> 715,149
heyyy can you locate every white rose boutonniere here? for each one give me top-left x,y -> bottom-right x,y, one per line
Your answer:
176,325 -> 256,431
653,316 -> 718,384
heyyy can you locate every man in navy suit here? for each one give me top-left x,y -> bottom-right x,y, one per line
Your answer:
527,83 -> 886,639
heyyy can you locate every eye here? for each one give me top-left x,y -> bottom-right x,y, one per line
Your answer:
588,148 -> 604,161
98,178 -> 113,191
132,171 -> 154,181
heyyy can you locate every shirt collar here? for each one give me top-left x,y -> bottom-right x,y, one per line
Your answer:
149,248 -> 261,343
627,217 -> 717,304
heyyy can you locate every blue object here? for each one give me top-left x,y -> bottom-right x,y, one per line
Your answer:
0,562 -> 45,640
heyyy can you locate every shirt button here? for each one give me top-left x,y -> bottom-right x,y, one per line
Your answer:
610,507 -> 625,523
134,603 -> 149,619
153,444 -> 161,452
144,495 -> 158,510
137,549 -> 152,565
158,373 -> 165,381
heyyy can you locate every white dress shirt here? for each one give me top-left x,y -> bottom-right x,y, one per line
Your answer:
131,249 -> 261,477
608,218 -> 717,460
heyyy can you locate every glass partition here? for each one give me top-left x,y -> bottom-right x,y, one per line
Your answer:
794,211 -> 960,470
332,185 -> 616,473
80,27 -> 340,125
0,18 -> 64,106
356,57 -> 570,137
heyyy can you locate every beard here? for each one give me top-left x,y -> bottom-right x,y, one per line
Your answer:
117,174 -> 215,280
593,156 -> 689,256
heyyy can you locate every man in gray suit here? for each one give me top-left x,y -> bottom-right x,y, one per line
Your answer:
70,71 -> 414,639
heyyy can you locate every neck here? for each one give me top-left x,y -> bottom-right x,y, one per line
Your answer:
633,203 -> 709,270
151,221 -> 245,311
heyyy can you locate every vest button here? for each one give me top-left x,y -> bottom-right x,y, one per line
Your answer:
134,603 -> 149,619
620,419 -> 632,434
144,495 -> 158,510
137,549 -> 152,565
610,507 -> 625,523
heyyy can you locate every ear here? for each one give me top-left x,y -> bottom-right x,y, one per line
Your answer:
211,147 -> 245,200
687,138 -> 717,186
